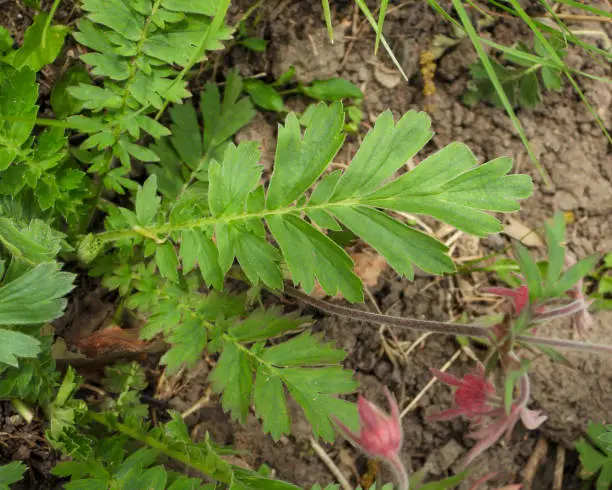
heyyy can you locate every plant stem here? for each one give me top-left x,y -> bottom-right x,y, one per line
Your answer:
11,399 -> 34,423
41,0 -> 62,49
282,286 -> 612,355
155,0 -> 232,121
94,198 -> 362,242
0,115 -> 69,128
88,411 -> 232,483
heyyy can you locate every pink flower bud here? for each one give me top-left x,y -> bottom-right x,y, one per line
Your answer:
334,388 -> 408,490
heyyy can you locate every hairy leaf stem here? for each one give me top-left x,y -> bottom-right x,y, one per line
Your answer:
94,199 -> 362,242
282,286 -> 612,355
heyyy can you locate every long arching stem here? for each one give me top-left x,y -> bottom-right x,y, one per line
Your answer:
283,286 -> 612,355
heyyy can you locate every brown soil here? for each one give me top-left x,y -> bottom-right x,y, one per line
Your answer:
1,0 -> 611,489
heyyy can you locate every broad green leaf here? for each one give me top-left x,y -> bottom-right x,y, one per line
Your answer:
155,242 -> 179,283
576,439 -> 607,473
169,103 -> 202,169
81,52 -> 131,80
240,37 -> 267,52
0,262 -> 74,325
283,367 -> 358,441
541,66 -> 562,91
267,103 -> 345,209
330,206 -> 454,278
267,214 -> 363,302
81,0 -> 144,41
135,466 -> 167,490
202,70 -> 255,153
253,365 -> 290,440
68,84 -> 123,111
587,422 -> 612,455
598,462 -> 612,490
0,462 -> 27,488
135,116 -> 171,139
210,340 -> 253,423
7,13 -> 69,71
0,27 -> 13,55
233,227 -> 283,289
243,80 -> 285,112
0,65 -> 38,171
208,142 -> 262,216
300,78 -> 363,101
161,317 -> 208,372
331,110 -> 432,200
262,332 -> 345,366
125,142 -> 160,162
51,66 -> 90,118
229,307 -> 308,342
180,229 -> 223,289
0,329 -> 40,367
135,175 -> 161,226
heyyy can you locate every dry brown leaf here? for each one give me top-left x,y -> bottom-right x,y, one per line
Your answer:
73,325 -> 146,358
352,251 -> 388,287
503,217 -> 545,248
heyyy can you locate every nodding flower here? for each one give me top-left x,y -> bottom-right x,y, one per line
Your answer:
428,366 -> 547,468
334,388 -> 409,490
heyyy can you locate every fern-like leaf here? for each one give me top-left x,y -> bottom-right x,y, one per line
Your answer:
100,102 -> 532,302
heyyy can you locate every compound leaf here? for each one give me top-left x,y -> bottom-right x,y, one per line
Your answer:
210,340 -> 253,423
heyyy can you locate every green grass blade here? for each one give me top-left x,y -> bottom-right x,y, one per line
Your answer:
450,0 -> 552,188
354,0 -> 407,81
321,0 -> 334,43
155,0 -> 231,120
486,0 -> 611,60
553,0 -> 612,18
505,0 -> 612,144
375,0 -> 389,54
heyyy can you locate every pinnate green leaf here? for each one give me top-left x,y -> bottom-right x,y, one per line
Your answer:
267,103 -> 344,209
210,340 -> 253,423
262,332 -> 345,366
136,175 -> 161,226
253,365 -> 290,440
81,0 -> 144,41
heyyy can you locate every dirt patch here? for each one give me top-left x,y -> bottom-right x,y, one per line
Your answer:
0,403 -> 63,490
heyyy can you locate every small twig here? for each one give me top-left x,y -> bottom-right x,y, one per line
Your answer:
82,382 -> 107,397
553,445 -> 565,490
181,386 -> 213,419
400,349 -> 462,418
522,437 -> 548,490
310,437 -> 352,490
